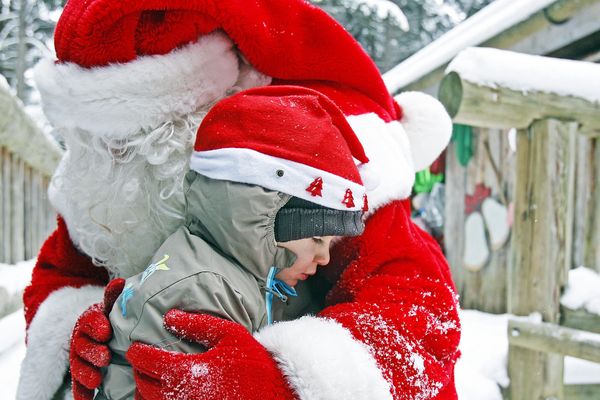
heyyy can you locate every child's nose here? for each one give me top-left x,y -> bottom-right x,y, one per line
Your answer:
315,248 -> 330,266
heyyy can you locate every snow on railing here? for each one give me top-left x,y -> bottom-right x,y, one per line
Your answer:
561,266 -> 600,317
446,47 -> 600,104
383,0 -> 558,93
439,47 -> 600,135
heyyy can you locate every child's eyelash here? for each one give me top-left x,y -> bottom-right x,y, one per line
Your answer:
312,237 -> 323,243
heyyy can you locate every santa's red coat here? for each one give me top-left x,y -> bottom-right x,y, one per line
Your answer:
20,1 -> 458,398
23,198 -> 460,400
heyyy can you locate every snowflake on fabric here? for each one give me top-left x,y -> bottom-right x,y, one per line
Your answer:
120,284 -> 135,317
140,254 -> 171,284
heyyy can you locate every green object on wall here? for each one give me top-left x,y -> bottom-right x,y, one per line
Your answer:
414,169 -> 444,194
452,124 -> 473,167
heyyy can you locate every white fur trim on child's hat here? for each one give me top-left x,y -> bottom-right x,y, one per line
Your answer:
190,148 -> 366,212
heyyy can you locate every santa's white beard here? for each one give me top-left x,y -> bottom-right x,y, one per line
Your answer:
49,113 -> 205,278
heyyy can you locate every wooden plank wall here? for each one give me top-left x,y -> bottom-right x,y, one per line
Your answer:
445,129 -> 599,313
0,146 -> 55,264
444,127 -> 515,313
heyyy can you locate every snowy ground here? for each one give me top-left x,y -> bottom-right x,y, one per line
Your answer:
0,310 -> 26,399
2,265 -> 600,399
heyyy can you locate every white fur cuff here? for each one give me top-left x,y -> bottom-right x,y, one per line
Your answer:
255,316 -> 392,400
34,32 -> 241,139
17,285 -> 104,400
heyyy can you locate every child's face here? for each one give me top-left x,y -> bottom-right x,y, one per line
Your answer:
275,236 -> 334,287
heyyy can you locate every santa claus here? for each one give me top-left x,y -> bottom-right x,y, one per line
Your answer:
18,1 -> 460,399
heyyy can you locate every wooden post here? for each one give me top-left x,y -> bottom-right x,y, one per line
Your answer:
438,71 -> 600,137
584,140 -> 600,272
508,118 -> 578,400
564,384 -> 600,400
0,147 -> 5,262
24,165 -> 32,259
2,149 -> 12,263
561,307 -> 600,334
12,156 -> 25,262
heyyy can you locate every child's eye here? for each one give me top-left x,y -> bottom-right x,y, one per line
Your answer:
312,237 -> 323,244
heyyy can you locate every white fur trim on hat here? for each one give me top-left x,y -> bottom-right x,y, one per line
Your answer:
347,113 -> 415,212
190,148 -> 365,211
34,31 -> 270,139
16,285 -> 104,400
255,316 -> 392,400
394,91 -> 452,172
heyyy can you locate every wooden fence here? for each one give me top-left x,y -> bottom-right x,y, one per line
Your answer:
0,76 -> 61,264
444,125 -> 515,313
439,48 -> 600,400
1,147 -> 55,263
445,127 -> 599,315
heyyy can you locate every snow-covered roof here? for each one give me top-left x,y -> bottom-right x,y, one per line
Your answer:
447,47 -> 600,104
383,0 -> 558,93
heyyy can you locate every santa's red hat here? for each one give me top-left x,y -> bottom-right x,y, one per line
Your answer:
34,0 -> 395,137
190,86 -> 369,212
34,0 -> 452,207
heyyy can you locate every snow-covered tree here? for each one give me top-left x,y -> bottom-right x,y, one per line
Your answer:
0,0 -> 62,102
312,0 -> 495,73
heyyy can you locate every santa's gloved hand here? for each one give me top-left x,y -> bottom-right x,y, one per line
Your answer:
126,310 -> 297,400
70,278 -> 125,400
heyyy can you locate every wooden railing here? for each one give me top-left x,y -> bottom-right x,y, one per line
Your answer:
0,75 -> 61,317
439,47 -> 600,400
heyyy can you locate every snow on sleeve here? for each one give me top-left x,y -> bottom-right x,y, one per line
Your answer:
561,266 -> 600,315
446,47 -> 600,104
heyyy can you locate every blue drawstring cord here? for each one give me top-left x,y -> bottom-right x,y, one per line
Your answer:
265,266 -> 297,325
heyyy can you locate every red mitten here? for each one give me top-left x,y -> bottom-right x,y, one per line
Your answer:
126,310 -> 297,400
70,278 -> 125,400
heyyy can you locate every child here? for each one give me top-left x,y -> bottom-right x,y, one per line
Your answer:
97,86 -> 370,399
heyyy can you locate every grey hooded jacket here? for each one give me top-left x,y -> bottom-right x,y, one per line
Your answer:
98,172 -> 323,400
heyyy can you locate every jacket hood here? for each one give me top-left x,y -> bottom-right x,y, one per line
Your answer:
185,172 -> 297,282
